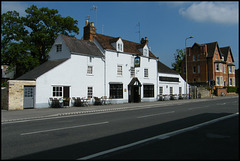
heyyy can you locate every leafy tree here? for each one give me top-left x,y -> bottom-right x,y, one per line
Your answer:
1,5 -> 79,78
171,49 -> 185,74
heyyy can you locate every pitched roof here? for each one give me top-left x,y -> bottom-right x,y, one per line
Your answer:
158,61 -> 178,75
60,34 -> 104,57
202,41 -> 222,58
16,59 -> 68,80
94,33 -> 157,59
220,46 -> 234,62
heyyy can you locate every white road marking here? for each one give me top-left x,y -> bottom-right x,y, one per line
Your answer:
78,112 -> 238,160
137,111 -> 175,118
20,121 -> 109,136
188,105 -> 209,110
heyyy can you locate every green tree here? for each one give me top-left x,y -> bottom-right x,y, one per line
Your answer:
1,5 -> 79,78
171,49 -> 185,74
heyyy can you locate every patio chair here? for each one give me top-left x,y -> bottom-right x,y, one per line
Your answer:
94,97 -> 102,105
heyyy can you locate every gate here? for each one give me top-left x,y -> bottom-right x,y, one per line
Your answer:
24,86 -> 35,108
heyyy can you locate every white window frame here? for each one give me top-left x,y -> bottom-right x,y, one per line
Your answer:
87,87 -> 93,98
52,86 -> 63,97
144,68 -> 148,78
159,87 -> 163,95
56,44 -> 62,52
229,66 -> 232,73
130,67 -> 135,77
117,65 -> 123,76
229,78 -> 233,86
87,66 -> 93,75
216,77 -> 220,86
216,64 -> 219,72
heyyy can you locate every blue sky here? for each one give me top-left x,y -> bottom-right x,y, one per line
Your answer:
2,1 -> 239,69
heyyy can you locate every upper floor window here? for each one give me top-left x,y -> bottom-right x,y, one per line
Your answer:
144,68 -> 148,78
87,66 -> 93,75
130,67 -> 135,77
193,66 -> 196,73
193,55 -> 196,61
197,54 -> 200,61
117,43 -> 123,52
216,64 -> 219,72
215,53 -> 218,60
117,65 -> 122,76
229,66 -> 232,73
198,65 -> 200,73
56,44 -> 62,52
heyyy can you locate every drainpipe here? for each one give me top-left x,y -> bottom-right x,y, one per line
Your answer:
103,54 -> 106,97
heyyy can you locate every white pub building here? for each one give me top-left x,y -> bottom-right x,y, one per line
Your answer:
6,21 -> 188,110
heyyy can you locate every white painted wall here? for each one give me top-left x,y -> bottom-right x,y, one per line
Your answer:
105,50 -> 158,103
35,54 -> 104,108
48,35 -> 71,60
158,73 -> 188,95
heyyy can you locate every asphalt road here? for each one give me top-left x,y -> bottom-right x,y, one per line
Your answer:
1,97 -> 238,160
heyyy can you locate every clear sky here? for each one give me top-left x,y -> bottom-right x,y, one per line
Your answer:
2,1 -> 239,69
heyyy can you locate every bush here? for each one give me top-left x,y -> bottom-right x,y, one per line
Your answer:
1,82 -> 7,87
227,87 -> 238,93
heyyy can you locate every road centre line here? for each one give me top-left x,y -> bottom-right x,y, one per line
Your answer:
20,121 -> 109,136
137,111 -> 175,118
78,112 -> 239,160
188,105 -> 209,110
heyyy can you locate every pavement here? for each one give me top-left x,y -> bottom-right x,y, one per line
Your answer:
1,95 -> 238,123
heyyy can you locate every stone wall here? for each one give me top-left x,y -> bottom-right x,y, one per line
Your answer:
197,86 -> 210,98
7,80 -> 36,110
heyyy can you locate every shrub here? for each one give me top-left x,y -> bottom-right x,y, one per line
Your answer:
227,87 -> 238,93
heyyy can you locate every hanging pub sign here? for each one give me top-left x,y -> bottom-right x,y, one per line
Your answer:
134,56 -> 140,67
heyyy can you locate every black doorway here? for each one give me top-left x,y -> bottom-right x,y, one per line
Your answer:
128,77 -> 142,103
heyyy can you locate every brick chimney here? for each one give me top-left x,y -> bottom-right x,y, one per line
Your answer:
83,20 -> 96,41
140,37 -> 148,45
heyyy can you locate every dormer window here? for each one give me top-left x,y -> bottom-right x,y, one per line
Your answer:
142,45 -> 149,57
56,44 -> 62,52
117,43 -> 123,52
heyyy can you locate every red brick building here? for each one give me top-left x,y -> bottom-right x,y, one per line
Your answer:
181,41 -> 235,89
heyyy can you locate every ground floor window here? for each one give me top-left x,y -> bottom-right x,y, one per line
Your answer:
143,85 -> 154,97
159,86 -> 163,95
170,87 -> 173,95
53,86 -> 63,97
179,87 -> 182,95
110,84 -> 123,99
88,87 -> 93,98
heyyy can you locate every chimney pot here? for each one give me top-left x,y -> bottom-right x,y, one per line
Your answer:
85,20 -> 89,26
145,37 -> 147,40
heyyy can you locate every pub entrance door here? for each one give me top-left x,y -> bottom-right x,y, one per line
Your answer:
128,77 -> 142,103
